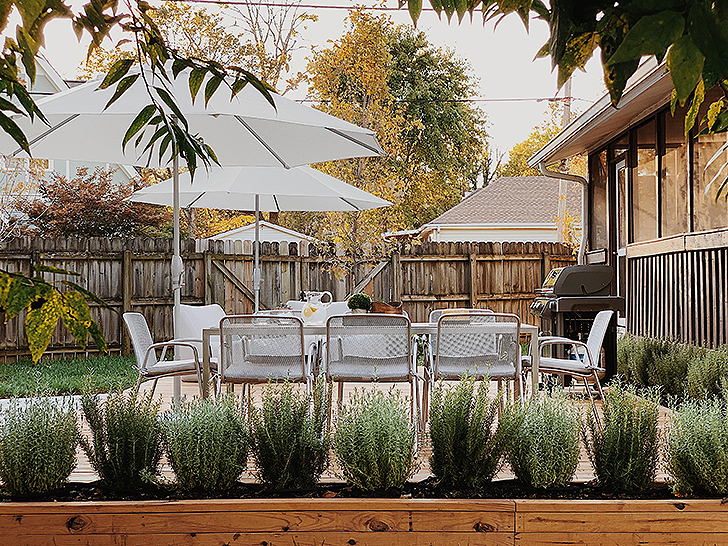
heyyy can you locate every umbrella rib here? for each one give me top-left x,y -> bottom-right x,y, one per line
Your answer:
234,116 -> 290,169
340,197 -> 362,211
188,192 -> 206,207
325,127 -> 384,156
273,195 -> 280,212
11,113 -> 80,156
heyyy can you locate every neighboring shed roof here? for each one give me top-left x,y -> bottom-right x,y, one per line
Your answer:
428,176 -> 582,226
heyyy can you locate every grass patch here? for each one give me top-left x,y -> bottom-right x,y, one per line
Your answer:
0,355 -> 137,398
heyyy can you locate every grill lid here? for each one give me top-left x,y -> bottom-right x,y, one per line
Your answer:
540,265 -> 613,296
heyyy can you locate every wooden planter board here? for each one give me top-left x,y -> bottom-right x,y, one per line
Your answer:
1,497 -> 726,546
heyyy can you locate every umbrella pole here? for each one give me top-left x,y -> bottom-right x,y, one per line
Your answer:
172,153 -> 183,405
254,194 -> 260,313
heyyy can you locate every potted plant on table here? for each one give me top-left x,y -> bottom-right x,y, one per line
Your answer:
347,293 -> 372,313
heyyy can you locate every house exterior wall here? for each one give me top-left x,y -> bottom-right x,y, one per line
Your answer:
587,88 -> 728,347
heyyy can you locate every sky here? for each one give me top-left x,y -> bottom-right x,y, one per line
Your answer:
36,0 -> 608,157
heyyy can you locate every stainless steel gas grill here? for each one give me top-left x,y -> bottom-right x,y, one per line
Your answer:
530,265 -> 625,379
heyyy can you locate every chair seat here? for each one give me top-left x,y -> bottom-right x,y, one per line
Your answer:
142,359 -> 199,377
328,356 -> 410,381
222,362 -> 306,382
437,355 -> 517,380
538,356 -> 600,375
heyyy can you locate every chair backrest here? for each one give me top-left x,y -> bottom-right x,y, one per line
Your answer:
326,313 -> 411,381
586,310 -> 614,368
178,304 -> 226,360
219,314 -> 306,383
434,312 -> 520,380
326,301 -> 351,318
123,312 -> 157,370
429,308 -> 493,324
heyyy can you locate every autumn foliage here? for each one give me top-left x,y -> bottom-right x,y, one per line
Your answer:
14,168 -> 171,238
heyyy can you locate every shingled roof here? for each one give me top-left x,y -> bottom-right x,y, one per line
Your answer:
429,176 -> 582,225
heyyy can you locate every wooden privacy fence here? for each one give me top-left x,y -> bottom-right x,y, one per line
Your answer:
0,236 -> 575,360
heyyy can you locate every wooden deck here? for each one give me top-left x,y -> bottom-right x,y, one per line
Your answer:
69,377 -> 671,485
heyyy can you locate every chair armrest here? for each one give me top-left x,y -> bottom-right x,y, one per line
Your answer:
538,339 -> 599,369
143,341 -> 201,370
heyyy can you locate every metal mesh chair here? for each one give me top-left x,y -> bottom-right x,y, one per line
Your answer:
219,315 -> 312,395
525,310 -> 613,423
325,313 -> 422,435
123,312 -> 211,397
423,312 -> 522,421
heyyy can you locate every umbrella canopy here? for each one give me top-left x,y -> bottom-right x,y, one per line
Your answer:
128,165 -> 392,212
1,71 -> 383,167
0,66 -> 385,401
129,165 -> 392,309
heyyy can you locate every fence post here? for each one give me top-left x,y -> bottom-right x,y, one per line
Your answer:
121,249 -> 133,355
203,250 -> 212,305
469,251 -> 478,308
391,251 -> 401,302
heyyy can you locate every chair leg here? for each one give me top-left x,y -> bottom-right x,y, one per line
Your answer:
592,370 -> 605,400
422,377 -> 430,425
583,377 -> 601,428
150,378 -> 159,398
337,381 -> 345,413
134,374 -> 144,395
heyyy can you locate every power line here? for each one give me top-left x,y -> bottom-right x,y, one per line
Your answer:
298,96 -> 593,104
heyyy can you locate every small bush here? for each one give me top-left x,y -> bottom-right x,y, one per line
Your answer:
163,396 -> 247,491
505,391 -> 580,489
668,398 -> 728,496
334,388 -> 416,492
618,334 -> 692,397
685,347 -> 728,400
80,390 -> 163,489
584,378 -> 660,492
347,293 -> 372,311
248,379 -> 331,489
0,398 -> 78,496
428,376 -> 512,489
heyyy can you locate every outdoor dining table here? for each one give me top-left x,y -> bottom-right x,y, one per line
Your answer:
200,321 -> 540,398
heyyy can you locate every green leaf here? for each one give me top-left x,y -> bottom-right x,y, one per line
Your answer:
204,75 -> 223,107
230,77 -> 247,98
26,291 -> 63,364
0,96 -> 24,115
534,41 -> 550,60
670,88 -> 679,114
1,275 -> 43,321
188,68 -> 206,103
122,104 -> 157,149
99,58 -> 134,90
88,320 -> 108,354
62,280 -> 115,312
104,73 -> 140,110
557,32 -> 598,88
685,78 -> 705,138
688,5 -> 728,79
409,0 -> 422,26
608,11 -> 685,65
705,99 -> 725,132
16,28 -> 36,85
667,35 -> 704,103
32,264 -> 80,276
0,112 -> 30,155
154,86 -> 188,128
60,291 -> 90,349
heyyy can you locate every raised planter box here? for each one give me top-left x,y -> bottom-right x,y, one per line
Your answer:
2,497 -> 727,546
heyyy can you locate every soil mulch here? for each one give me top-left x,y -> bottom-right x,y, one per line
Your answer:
0,478 -> 704,503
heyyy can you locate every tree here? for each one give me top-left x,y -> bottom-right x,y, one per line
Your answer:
286,10 -> 490,267
498,105 -> 561,177
13,167 -> 171,238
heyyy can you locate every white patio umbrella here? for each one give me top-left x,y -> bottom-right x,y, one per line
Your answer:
0,65 -> 384,400
128,165 -> 392,310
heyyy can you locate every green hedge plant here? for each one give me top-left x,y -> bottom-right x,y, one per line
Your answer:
428,375 -> 512,490
584,378 -> 660,492
685,347 -> 728,400
505,391 -> 580,489
163,395 -> 247,491
80,390 -> 163,489
248,378 -> 331,489
334,388 -> 416,492
668,398 -> 728,496
0,397 -> 78,496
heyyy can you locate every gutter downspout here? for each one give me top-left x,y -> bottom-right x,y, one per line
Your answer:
538,162 -> 588,265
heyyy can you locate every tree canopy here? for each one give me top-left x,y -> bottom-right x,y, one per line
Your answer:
284,9 -> 489,263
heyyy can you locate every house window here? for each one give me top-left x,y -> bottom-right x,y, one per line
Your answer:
590,150 -> 608,250
661,110 -> 689,236
693,131 -> 728,231
632,120 -> 658,242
